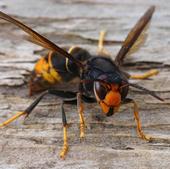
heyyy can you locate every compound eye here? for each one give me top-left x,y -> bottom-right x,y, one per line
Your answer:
94,82 -> 109,100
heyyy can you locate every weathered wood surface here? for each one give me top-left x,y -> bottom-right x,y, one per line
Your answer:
0,0 -> 170,169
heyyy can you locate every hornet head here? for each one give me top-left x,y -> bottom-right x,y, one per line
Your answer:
94,81 -> 122,116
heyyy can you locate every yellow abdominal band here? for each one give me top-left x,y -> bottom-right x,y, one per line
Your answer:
34,52 -> 62,84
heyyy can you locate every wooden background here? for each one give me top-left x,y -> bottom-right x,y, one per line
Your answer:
0,0 -> 170,168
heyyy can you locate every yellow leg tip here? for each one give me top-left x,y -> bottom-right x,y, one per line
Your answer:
59,145 -> 69,159
140,133 -> 152,141
130,69 -> 159,79
80,132 -> 85,139
0,112 -> 26,128
0,124 -> 4,128
79,122 -> 86,139
138,130 -> 152,141
147,69 -> 159,75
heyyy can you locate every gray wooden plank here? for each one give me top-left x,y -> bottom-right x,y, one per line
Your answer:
0,0 -> 169,169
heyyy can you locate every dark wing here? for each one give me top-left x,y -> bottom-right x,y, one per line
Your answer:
0,11 -> 83,68
125,24 -> 149,57
115,6 -> 155,66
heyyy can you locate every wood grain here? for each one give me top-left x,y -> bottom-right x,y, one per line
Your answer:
0,0 -> 169,169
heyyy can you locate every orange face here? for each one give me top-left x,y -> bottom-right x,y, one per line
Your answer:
94,82 -> 121,116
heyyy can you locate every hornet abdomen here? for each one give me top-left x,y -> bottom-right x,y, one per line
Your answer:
30,47 -> 91,95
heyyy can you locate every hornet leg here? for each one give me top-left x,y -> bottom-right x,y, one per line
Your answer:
130,69 -> 159,80
123,98 -> 151,141
0,89 -> 95,158
77,92 -> 86,139
59,94 -> 96,157
0,90 -> 77,128
0,91 -> 48,127
59,101 -> 69,159
0,89 -> 77,159
98,30 -> 111,56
